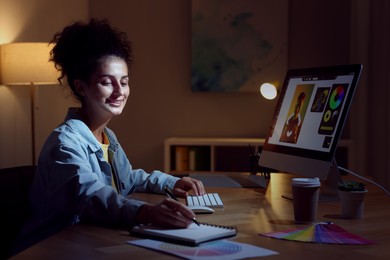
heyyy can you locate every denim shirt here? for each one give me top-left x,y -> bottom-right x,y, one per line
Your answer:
16,108 -> 179,252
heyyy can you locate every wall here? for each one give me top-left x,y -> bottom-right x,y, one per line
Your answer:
0,0 -> 365,179
89,0 -> 279,171
90,0 -> 352,172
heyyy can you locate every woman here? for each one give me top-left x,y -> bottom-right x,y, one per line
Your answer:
14,19 -> 205,253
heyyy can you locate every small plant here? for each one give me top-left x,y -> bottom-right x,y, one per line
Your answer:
338,180 -> 366,191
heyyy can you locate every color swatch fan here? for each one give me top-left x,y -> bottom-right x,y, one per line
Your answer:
260,222 -> 374,245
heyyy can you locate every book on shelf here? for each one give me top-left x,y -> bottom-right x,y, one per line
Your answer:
174,146 -> 211,172
175,146 -> 189,171
130,222 -> 237,246
188,146 -> 211,171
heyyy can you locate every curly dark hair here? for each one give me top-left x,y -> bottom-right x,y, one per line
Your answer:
50,18 -> 133,101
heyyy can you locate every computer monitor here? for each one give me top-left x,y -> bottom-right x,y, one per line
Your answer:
259,64 -> 362,196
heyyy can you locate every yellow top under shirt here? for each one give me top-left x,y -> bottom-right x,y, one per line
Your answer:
99,132 -> 117,191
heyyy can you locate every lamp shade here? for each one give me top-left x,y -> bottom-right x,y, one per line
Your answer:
0,42 -> 59,85
260,82 -> 278,100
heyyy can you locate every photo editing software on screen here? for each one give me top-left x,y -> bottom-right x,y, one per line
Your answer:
267,72 -> 356,153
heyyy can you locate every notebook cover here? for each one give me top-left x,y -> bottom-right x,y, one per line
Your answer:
130,222 -> 237,246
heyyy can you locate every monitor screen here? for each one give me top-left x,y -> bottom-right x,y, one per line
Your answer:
259,64 -> 362,180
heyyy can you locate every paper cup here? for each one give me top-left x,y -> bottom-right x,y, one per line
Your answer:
292,178 -> 321,224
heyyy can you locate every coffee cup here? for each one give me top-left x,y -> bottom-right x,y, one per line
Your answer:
291,178 -> 321,224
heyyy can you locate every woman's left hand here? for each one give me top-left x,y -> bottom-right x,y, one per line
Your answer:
173,177 -> 205,198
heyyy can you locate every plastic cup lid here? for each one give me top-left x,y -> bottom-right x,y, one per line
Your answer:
292,178 -> 321,187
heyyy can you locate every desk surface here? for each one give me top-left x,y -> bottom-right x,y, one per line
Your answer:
12,173 -> 390,259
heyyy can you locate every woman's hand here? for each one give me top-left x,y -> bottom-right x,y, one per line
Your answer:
136,198 -> 195,228
173,177 -> 205,198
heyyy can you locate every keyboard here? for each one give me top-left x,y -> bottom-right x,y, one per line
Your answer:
186,193 -> 224,208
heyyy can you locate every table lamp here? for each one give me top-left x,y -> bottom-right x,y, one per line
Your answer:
0,42 -> 59,165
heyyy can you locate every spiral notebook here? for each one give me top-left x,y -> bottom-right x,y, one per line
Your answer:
130,222 -> 237,246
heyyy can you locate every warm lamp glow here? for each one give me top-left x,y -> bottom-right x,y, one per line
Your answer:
0,42 -> 59,165
0,42 -> 59,85
260,82 -> 278,100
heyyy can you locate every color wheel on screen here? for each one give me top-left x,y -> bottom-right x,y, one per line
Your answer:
318,83 -> 349,135
329,85 -> 345,109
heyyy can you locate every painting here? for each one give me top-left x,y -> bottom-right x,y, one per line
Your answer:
191,0 -> 288,92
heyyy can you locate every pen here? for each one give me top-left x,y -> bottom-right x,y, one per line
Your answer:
164,186 -> 200,226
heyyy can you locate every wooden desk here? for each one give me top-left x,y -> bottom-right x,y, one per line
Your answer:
12,174 -> 390,259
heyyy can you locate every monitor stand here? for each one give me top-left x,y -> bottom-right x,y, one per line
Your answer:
319,157 -> 341,202
281,157 -> 341,202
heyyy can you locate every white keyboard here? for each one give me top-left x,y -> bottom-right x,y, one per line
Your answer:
186,193 -> 224,208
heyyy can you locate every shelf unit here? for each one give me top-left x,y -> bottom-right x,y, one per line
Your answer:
164,137 -> 352,174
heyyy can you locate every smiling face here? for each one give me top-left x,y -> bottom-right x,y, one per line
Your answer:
76,55 -> 129,120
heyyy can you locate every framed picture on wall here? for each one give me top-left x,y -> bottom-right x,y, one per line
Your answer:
191,0 -> 288,92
